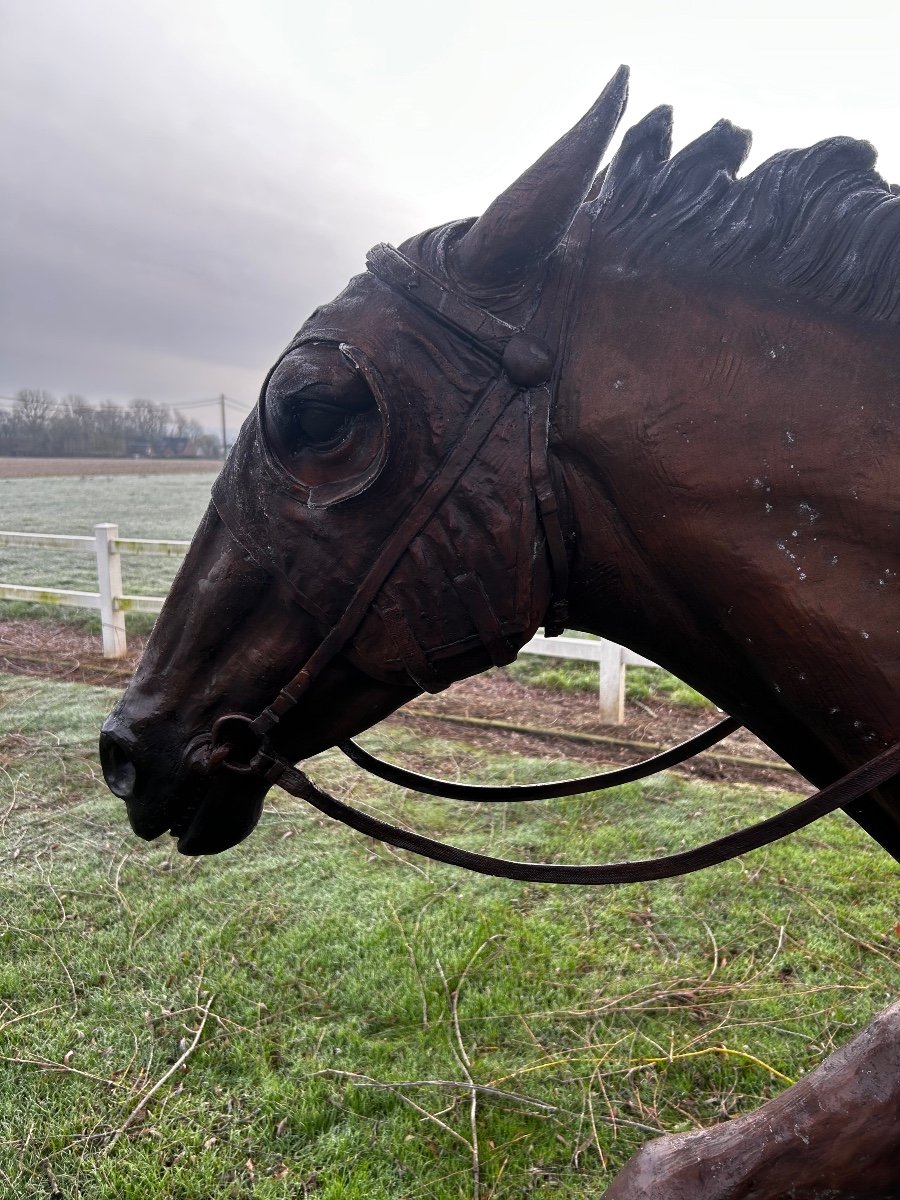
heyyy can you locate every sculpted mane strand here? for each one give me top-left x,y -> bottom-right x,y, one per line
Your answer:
594,109 -> 900,324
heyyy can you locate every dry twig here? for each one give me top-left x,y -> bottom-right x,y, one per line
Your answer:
317,1068 -> 473,1153
436,936 -> 501,1200
388,900 -> 430,1028
107,991 -> 215,1148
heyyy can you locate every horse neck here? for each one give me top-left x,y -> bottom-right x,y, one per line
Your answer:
553,265 -> 900,825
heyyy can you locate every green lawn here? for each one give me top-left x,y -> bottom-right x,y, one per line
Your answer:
0,472 -> 217,621
505,658 -> 713,709
2,671 -> 897,1198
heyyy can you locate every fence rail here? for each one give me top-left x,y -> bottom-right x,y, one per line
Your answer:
1,524 -> 656,721
0,524 -> 183,659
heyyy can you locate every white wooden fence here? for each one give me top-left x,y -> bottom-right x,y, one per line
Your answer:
0,524 -> 655,721
521,632 -> 656,723
0,525 -> 187,661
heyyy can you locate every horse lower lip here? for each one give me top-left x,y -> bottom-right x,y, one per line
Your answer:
124,796 -> 170,842
169,797 -> 202,840
170,778 -> 268,856
175,806 -> 262,855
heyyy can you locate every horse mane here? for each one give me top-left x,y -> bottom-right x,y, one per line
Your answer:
591,106 -> 900,325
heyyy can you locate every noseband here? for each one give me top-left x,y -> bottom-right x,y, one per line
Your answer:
209,237 -> 900,881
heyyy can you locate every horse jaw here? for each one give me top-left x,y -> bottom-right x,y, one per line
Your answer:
101,506 -> 419,855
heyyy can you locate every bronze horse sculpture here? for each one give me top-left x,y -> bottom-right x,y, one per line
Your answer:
100,68 -> 900,1197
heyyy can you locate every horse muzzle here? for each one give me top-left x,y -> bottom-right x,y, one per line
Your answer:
99,717 -> 269,855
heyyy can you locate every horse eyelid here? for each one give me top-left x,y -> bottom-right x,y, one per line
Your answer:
338,343 -> 359,368
338,343 -> 388,408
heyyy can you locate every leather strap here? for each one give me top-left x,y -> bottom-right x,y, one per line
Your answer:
365,242 -> 521,365
338,716 -> 741,801
252,738 -> 900,884
249,372 -> 520,737
374,598 -> 448,693
529,388 -> 570,636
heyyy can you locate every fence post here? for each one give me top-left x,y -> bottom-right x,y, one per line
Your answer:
95,523 -> 127,659
598,639 -> 625,724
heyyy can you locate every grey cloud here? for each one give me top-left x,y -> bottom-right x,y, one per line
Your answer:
0,1 -> 417,406
3,1 -> 896,416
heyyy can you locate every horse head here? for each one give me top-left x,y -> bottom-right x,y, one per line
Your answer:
99,69 -> 633,853
100,67 -> 900,863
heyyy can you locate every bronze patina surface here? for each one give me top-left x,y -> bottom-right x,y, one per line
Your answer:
100,69 -> 900,1198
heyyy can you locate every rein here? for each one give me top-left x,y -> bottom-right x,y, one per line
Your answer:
224,728 -> 900,885
339,717 -> 742,801
210,236 -> 900,882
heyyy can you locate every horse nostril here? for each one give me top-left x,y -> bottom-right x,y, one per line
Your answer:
99,730 -> 138,799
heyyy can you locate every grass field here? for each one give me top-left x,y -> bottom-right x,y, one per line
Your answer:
0,458 -> 220,480
0,471 -> 218,627
2,669 -> 898,1198
2,467 -> 898,1196
506,658 -> 712,709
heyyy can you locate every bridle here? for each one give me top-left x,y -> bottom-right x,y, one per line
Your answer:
208,232 -> 900,882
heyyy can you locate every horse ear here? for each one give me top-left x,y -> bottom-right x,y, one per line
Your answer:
450,66 -> 629,290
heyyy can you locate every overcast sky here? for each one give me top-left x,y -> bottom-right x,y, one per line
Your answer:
2,0 -> 897,438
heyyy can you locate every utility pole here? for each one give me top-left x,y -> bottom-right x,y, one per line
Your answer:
220,394 -> 227,458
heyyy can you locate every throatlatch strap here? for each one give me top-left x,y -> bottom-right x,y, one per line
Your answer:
255,738 -> 900,885
529,389 -> 570,636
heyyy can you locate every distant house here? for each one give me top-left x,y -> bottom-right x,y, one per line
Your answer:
125,436 -> 202,458
158,436 -> 191,457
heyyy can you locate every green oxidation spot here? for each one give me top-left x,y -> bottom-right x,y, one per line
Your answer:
113,595 -> 164,613
0,586 -> 94,606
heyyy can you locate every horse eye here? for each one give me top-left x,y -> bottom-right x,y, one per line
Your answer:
294,403 -> 351,446
262,345 -> 387,498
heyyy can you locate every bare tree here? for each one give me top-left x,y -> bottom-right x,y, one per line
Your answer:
128,399 -> 171,442
15,388 -> 56,428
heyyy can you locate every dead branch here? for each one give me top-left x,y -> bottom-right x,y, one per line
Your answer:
107,992 -> 214,1147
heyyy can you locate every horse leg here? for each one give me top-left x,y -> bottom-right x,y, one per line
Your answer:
601,999 -> 900,1200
